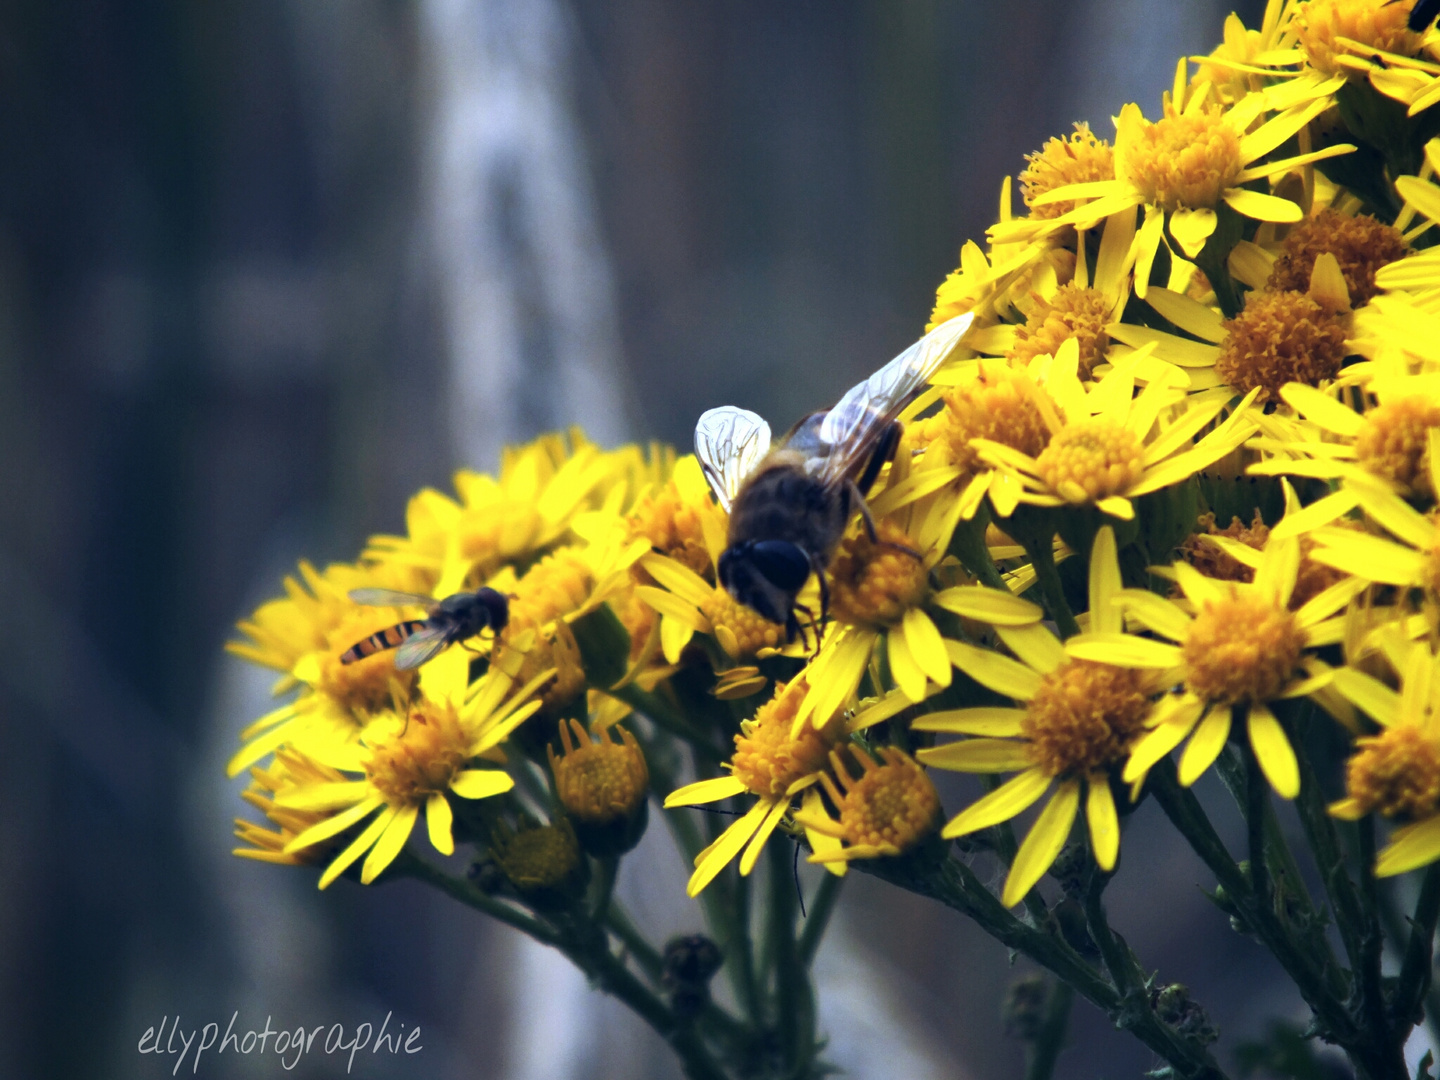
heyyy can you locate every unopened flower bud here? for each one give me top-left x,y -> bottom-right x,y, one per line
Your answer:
548,719 -> 650,856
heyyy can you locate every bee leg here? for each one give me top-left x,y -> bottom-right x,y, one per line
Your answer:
850,482 -> 881,543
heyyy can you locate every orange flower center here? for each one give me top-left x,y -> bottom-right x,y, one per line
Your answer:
1183,590 -> 1306,704
730,681 -> 838,797
1021,660 -> 1152,777
827,521 -> 930,629
1346,726 -> 1440,819
825,746 -> 940,853
365,699 -> 470,804
1355,396 -> 1440,499
1123,111 -> 1241,211
1036,418 -> 1146,504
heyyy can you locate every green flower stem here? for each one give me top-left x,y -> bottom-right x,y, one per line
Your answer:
398,852 -> 561,941
948,510 -> 1013,593
611,682 -> 728,762
1291,723 -> 1370,986
851,852 -> 1229,1080
1394,864 -> 1440,1030
984,774 -> 1051,926
1025,536 -> 1080,639
605,901 -> 665,980
403,854 -> 730,1080
593,854 -> 619,921
768,839 -> 814,1075
797,871 -> 845,967
1149,763 -> 1361,1050
727,868 -> 765,1028
1024,980 -> 1074,1080
1081,862 -> 1142,1002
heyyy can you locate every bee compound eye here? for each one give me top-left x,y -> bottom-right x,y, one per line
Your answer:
747,541 -> 811,592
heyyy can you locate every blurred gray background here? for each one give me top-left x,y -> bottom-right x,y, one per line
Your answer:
0,1 -> 1307,1077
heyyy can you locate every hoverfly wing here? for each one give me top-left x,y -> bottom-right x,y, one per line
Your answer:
816,311 -> 974,486
393,624 -> 453,670
694,406 -> 772,513
348,587 -> 439,611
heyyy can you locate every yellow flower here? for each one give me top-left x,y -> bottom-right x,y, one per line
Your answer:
627,456 -> 795,673
918,529 -> 1162,905
663,679 -> 848,896
1305,471 -> 1440,619
548,719 -> 650,826
997,79 -> 1354,279
1327,633 -> 1440,875
365,429 -> 629,595
971,339 -> 1260,521
225,562 -> 433,777
1293,0 -> 1422,80
792,746 -> 942,863
1019,124 -> 1116,221
1068,534 -> 1355,797
233,747 -> 353,866
271,647 -> 548,888
793,456 -> 980,730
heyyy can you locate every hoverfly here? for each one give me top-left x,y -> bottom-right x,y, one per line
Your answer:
694,312 -> 974,644
340,587 -> 510,670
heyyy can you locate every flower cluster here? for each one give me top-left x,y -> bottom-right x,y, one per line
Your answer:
224,14 -> 1440,1074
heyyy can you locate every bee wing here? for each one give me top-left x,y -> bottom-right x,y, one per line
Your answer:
393,625 -> 452,670
694,406 -> 772,513
816,312 -> 974,486
349,587 -> 439,611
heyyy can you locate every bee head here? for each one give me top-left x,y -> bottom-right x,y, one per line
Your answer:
718,540 -> 811,633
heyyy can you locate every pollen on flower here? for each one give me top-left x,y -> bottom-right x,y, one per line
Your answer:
731,680 -> 838,797
1019,123 -> 1116,220
1345,726 -> 1440,819
1009,283 -> 1113,379
1182,590 -> 1307,704
1293,0 -> 1421,79
1266,210 -> 1407,305
818,745 -> 940,854
365,699 -> 470,804
1121,110 -> 1241,212
907,365 -> 1051,473
1176,513 -> 1346,609
1021,660 -> 1151,777
699,588 -> 787,657
548,720 -> 649,824
627,481 -> 713,579
1215,290 -> 1349,401
827,521 -> 929,628
1035,418 -> 1145,503
1354,396 -> 1440,498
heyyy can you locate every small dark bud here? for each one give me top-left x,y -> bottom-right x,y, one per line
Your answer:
1150,983 -> 1219,1047
662,935 -> 723,1018
1002,973 -> 1049,1041
467,857 -> 506,895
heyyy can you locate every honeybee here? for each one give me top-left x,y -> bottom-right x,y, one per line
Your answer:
340,587 -> 510,669
694,313 -> 973,643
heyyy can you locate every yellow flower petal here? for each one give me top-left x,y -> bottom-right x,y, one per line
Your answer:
1331,668 -> 1403,727
1003,780 -> 1080,907
1247,703 -> 1299,798
665,774 -> 749,807
1169,207 -> 1218,260
1114,588 -> 1192,642
1141,287 -> 1225,344
319,803 -> 397,889
450,768 -> 515,800
1221,188 -> 1302,223
1376,815 -> 1440,877
941,767 -> 1050,838
911,707 -> 1027,736
947,640 -> 1042,700
1086,778 -> 1120,872
888,629 -> 929,703
687,798 -> 772,896
1178,707 -> 1231,787
932,585 -> 1042,625
918,738 -> 1036,773
1065,632 -> 1183,668
287,794 -> 386,854
902,608 -> 953,687
1123,698 -> 1203,783
739,796 -> 791,876
426,792 -> 455,856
